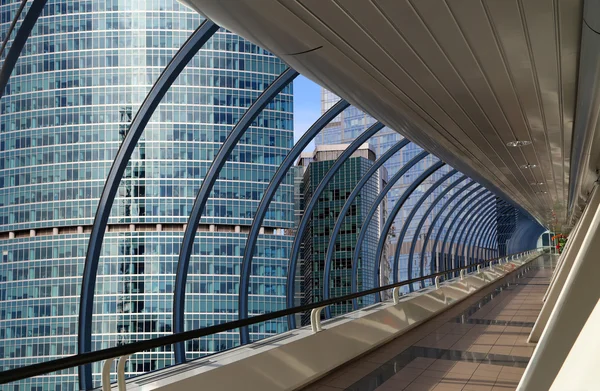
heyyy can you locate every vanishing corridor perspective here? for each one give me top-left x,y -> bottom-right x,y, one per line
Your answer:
0,1 -> 598,391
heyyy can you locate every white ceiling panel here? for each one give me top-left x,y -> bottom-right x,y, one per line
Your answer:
182,0 -> 587,229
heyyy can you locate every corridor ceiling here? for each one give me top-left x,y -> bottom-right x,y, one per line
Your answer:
182,0 -> 600,231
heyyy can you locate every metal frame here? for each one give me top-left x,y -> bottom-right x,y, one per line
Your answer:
395,169 -> 458,290
0,0 -> 28,60
429,185 -> 483,273
173,67 -> 299,359
236,99 -> 350,339
451,199 -> 496,269
408,175 -> 473,292
421,181 -> 477,277
321,138 -> 410,318
385,161 -> 446,287
350,150 -> 430,309
410,175 -> 469,288
0,0 -> 47,100
480,208 -> 513,261
78,20 -> 220,389
284,120 -> 385,328
438,189 -> 490,272
465,204 -> 505,267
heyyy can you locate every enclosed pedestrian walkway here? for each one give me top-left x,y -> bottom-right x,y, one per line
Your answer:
302,255 -> 554,391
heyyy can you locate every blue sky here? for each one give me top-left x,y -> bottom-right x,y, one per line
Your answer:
293,75 -> 322,150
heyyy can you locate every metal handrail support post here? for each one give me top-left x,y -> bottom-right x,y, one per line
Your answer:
528,184 -> 600,343
518,196 -> 600,390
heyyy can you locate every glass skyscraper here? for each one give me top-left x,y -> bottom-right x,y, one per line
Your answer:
0,1 -> 294,389
296,145 -> 387,324
318,90 -> 465,285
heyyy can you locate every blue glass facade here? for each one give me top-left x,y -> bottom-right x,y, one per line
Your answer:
0,1 -> 294,389
318,90 -> 476,285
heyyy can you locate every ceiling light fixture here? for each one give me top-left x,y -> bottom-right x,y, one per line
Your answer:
530,182 -> 544,185
535,191 -> 548,194
506,140 -> 532,147
520,164 -> 537,169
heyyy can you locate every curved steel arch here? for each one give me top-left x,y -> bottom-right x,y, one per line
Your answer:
395,169 -> 458,290
437,189 -> 490,272
407,174 -> 468,290
0,0 -> 28,60
450,198 -> 496,270
322,138 -> 410,317
173,67 -> 299,358
350,150 -> 430,309
472,210 -> 500,264
487,209 -> 514,258
77,20 -> 220,388
284,120 -> 385,328
473,205 -> 511,263
385,160 -> 446,287
430,186 -> 484,272
480,210 -> 509,261
0,0 -> 47,100
464,203 -> 504,267
421,181 -> 477,277
234,99 -> 350,341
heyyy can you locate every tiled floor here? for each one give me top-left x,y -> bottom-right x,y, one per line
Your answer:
302,255 -> 554,391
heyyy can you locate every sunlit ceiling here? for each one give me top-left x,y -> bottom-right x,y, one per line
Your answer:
181,0 -> 600,231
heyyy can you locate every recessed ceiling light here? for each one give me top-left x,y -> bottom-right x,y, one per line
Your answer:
535,191 -> 548,194
507,140 -> 532,147
530,182 -> 544,185
520,164 -> 537,169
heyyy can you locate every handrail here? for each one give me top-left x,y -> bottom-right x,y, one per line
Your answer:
0,249 -> 539,385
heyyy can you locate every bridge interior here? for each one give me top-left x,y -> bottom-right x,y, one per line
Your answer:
303,255 -> 553,391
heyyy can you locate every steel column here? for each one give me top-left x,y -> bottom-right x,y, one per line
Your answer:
173,67 -> 299,358
0,0 -> 47,100
392,169 -> 458,291
350,150 -> 430,309
322,139 -> 410,318
235,99 -> 350,335
285,121 -> 385,328
78,20 -> 220,389
386,161 -> 446,286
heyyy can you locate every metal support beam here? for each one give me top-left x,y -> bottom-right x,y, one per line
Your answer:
322,139 -> 410,318
440,191 -> 491,273
235,99 -> 350,334
350,150 -> 430,310
78,20 -> 220,389
469,204 -> 509,267
0,0 -> 28,60
466,203 -> 508,265
173,67 -> 299,358
430,184 -> 483,274
421,181 -> 477,277
387,161 -> 446,286
479,210 -> 510,262
285,121 -> 385,329
393,169 -> 458,291
485,210 -> 514,260
454,201 -> 496,268
409,175 -> 469,289
517,186 -> 600,390
0,0 -> 47,100
528,184 -> 600,344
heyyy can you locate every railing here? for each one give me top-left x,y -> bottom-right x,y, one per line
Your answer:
0,250 -> 540,388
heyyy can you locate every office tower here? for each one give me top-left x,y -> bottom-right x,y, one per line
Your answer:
0,1 -> 294,389
297,145 -> 387,324
318,90 -> 459,284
